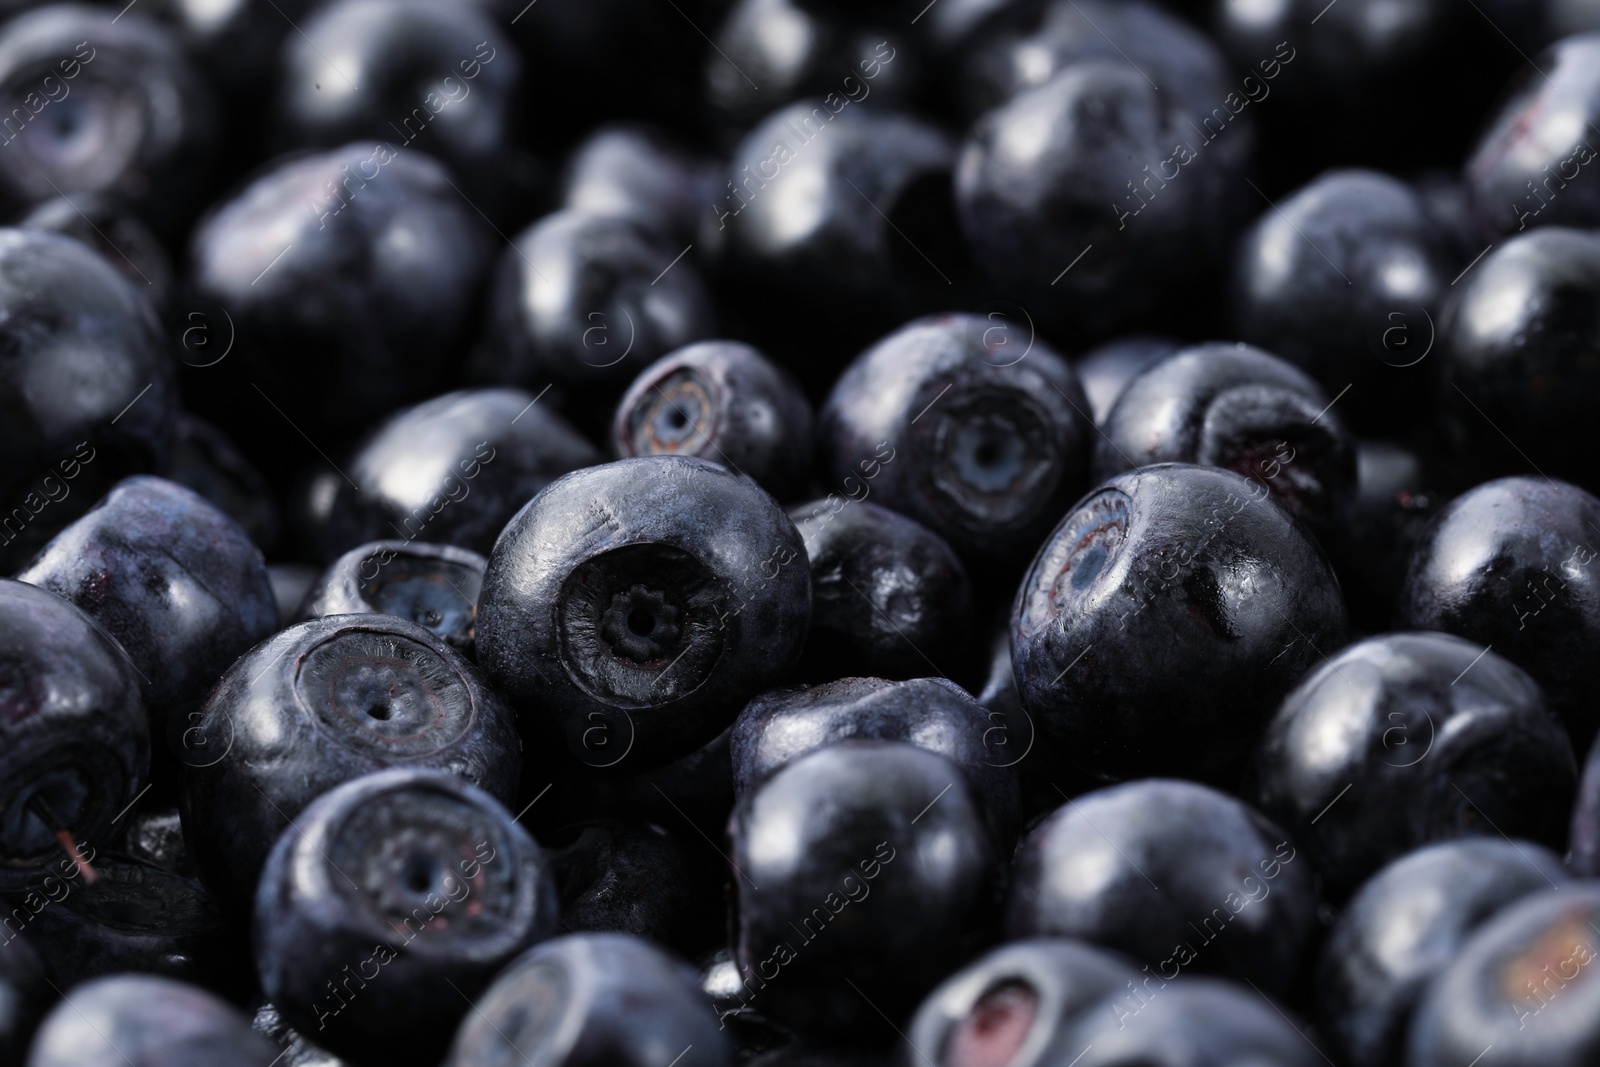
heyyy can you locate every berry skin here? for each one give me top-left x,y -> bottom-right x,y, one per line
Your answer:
1406,885 -> 1600,1067
299,539 -> 487,656
1316,839 -> 1569,1067
613,341 -> 814,502
26,973 -> 280,1067
17,475 -> 276,748
1007,779 -> 1317,991
729,741 -> 996,1045
254,767 -> 560,1064
1398,476 -> 1600,750
1011,464 -> 1347,785
1252,632 -> 1575,901
321,387 -> 601,562
442,932 -> 735,1067
179,613 -> 521,915
0,579 -> 147,896
819,313 -> 1093,566
476,456 -> 811,775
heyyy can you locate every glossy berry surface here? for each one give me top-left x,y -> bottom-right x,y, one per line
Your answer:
955,59 -> 1250,336
1093,342 -> 1357,541
0,579 -> 147,895
729,741 -> 996,1044
25,973 -> 278,1067
1011,463 -> 1347,784
731,676 -> 1020,847
1073,334 -> 1182,425
819,314 -> 1092,565
299,539 -> 487,655
17,475 -> 276,743
0,228 -> 175,572
1316,838 -> 1569,1067
189,143 -> 492,435
476,456 -> 810,774
1466,35 -> 1600,238
179,613 -> 521,913
1230,169 -> 1454,429
1406,885 -> 1600,1067
1435,230 -> 1600,490
276,0 -> 519,212
787,501 -> 976,682
1007,779 -> 1316,990
0,7 -> 217,235
442,932 -> 734,1067
1253,632 -> 1575,901
613,341 -> 814,502
255,767 -> 559,1064
1397,476 -> 1600,749
474,210 -> 718,396
321,387 -> 601,561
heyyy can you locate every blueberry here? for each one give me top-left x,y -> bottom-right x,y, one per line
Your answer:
1316,839 -> 1569,1067
18,475 -> 277,750
787,501 -> 976,682
1466,35 -> 1600,239
26,974 -> 280,1066
706,0 -> 920,134
299,540 -> 486,655
12,854 -> 246,996
1406,884 -> 1600,1067
545,818 -> 721,958
903,938 -> 1139,1067
472,210 -> 717,396
1093,342 -> 1357,541
1008,779 -> 1315,991
255,767 -> 560,1063
1231,170 -> 1455,430
1398,476 -> 1600,749
442,932 -> 734,1067
701,947 -> 790,1061
277,0 -> 520,213
154,0 -> 314,96
267,564 -> 319,629
1435,229 -> 1600,489
561,122 -> 719,248
1073,334 -> 1182,426
1011,464 -> 1347,784
0,229 -> 176,573
1568,731 -> 1600,876
0,579 -> 147,895
189,143 -> 493,438
614,341 -> 814,502
957,0 -> 1236,122
728,741 -> 996,1044
476,456 -> 810,773
0,934 -> 46,1066
1214,0 -> 1436,92
1342,440 -> 1444,632
1048,976 -> 1324,1067
730,676 -> 1021,847
178,613 -> 521,913
250,1000 -> 351,1067
0,7 -> 217,235
818,314 -> 1092,566
955,61 -> 1250,336
718,104 -> 961,360
114,805 -> 193,876
321,387 -> 601,561
1252,632 -> 1574,900
18,193 -> 172,310
161,414 -> 281,553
